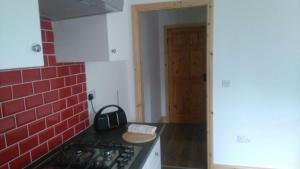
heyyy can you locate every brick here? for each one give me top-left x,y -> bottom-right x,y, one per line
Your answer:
73,103 -> 84,114
82,83 -> 87,91
50,78 -> 64,90
85,119 -> 89,128
40,20 -> 52,30
16,109 -> 36,126
0,145 -> 19,166
79,111 -> 89,121
2,99 -> 25,116
61,108 -> 73,121
28,119 -> 46,135
52,100 -> 66,112
12,83 -> 33,99
76,74 -> 86,83
57,66 -> 70,77
41,30 -> 46,42
42,43 -> 55,54
83,101 -> 88,110
0,135 -> 5,150
75,122 -> 85,134
0,164 -> 9,169
65,76 -> 76,86
72,84 -> 82,95
59,87 -> 71,99
48,135 -> 62,150
39,128 -> 54,143
41,67 -> 56,79
46,113 -> 60,127
31,143 -> 48,161
67,96 -> 78,107
81,64 -> 85,73
70,65 -> 81,74
43,55 -> 49,66
62,128 -> 74,142
25,94 -> 43,109
6,126 -> 28,146
68,115 -> 79,127
33,80 -> 50,94
48,55 -> 56,66
0,71 -> 22,86
22,69 -> 41,82
19,135 -> 38,154
45,31 -> 54,42
0,87 -> 12,102
36,104 -> 52,119
55,121 -> 68,135
0,117 -> 15,133
78,92 -> 87,102
43,90 -> 59,104
9,153 -> 31,169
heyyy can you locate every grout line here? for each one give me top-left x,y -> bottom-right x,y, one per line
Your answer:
1,80 -> 86,106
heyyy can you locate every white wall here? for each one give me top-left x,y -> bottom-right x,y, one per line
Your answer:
87,0 -> 300,168
104,0 -> 177,122
85,61 -> 131,123
157,7 -> 207,116
85,0 -> 177,123
213,0 -> 300,169
140,12 -> 161,123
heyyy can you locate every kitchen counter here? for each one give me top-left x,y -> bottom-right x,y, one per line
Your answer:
27,123 -> 165,169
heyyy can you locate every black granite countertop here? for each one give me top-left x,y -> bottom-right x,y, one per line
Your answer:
27,123 -> 165,169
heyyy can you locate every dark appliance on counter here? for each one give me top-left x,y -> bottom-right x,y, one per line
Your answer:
34,140 -> 141,169
94,105 -> 127,131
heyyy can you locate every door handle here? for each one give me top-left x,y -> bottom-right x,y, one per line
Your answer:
202,73 -> 207,82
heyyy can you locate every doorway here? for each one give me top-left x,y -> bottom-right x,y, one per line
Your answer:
166,25 -> 207,124
132,0 -> 213,169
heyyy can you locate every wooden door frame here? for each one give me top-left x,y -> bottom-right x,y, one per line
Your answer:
132,0 -> 214,169
164,23 -> 207,123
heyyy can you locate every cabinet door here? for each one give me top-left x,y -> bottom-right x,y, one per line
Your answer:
106,12 -> 128,61
0,0 -> 43,70
53,15 -> 109,62
142,137 -> 161,169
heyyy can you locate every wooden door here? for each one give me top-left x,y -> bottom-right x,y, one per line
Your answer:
167,26 -> 206,124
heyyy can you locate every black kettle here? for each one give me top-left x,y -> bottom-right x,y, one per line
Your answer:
94,105 -> 127,131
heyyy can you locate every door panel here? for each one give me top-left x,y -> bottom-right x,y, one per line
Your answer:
167,26 -> 206,124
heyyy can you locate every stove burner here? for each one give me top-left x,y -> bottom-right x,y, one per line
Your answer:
40,141 -> 141,169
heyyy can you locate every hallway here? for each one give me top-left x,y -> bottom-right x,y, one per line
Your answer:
160,124 -> 207,169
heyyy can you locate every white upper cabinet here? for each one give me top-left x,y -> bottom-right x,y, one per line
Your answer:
53,15 -> 109,62
0,0 -> 43,70
106,12 -> 128,61
53,13 -> 126,63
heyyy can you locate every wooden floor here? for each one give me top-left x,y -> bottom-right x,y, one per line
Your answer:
160,124 -> 207,169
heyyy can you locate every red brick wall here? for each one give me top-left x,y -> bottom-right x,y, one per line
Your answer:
0,19 -> 89,169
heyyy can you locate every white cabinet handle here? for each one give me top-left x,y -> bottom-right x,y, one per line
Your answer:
32,44 -> 42,52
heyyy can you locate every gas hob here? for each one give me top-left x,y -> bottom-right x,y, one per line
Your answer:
38,141 -> 141,169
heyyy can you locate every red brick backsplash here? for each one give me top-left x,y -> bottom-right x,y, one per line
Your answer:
0,19 -> 89,169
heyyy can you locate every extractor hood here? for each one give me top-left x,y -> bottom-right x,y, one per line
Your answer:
39,0 -> 124,21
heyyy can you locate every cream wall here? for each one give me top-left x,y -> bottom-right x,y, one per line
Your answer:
213,0 -> 300,168
86,0 -> 300,168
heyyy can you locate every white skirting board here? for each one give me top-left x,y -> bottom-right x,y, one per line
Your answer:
214,164 -> 277,169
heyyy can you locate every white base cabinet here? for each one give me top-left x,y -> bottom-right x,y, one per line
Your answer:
142,137 -> 161,169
